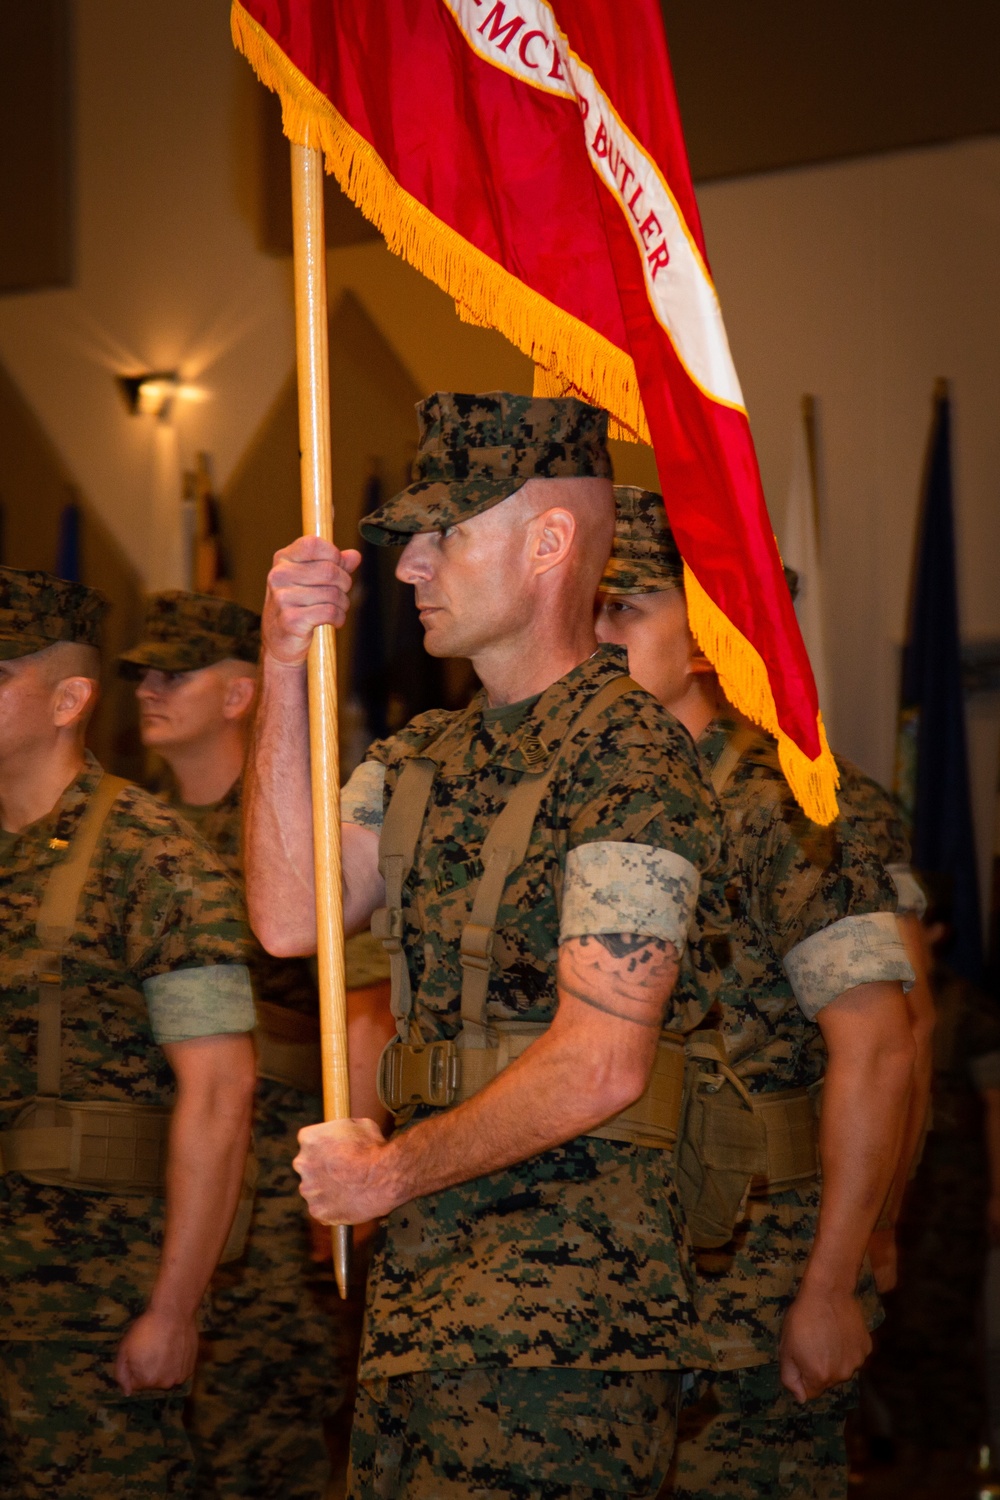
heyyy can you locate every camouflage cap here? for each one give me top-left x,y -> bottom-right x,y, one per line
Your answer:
600,486 -> 685,594
0,565 -> 109,661
359,391 -> 613,546
118,591 -> 261,677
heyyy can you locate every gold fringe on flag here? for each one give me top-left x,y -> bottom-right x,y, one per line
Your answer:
684,563 -> 839,824
231,1 -> 649,444
232,0 -> 839,825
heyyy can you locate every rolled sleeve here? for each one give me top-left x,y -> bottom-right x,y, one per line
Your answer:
144,963 -> 255,1043
559,841 -> 700,949
887,863 -> 928,919
341,760 -> 386,833
783,912 -> 915,1020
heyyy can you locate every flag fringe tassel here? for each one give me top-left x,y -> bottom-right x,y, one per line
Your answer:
232,0 -> 840,826
684,564 -> 839,824
231,2 -> 649,444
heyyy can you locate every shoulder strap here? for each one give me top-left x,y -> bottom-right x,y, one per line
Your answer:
458,674 -> 635,1045
708,723 -> 759,798
34,772 -> 129,1098
372,757 -> 437,1037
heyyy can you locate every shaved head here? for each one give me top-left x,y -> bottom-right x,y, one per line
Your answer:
37,640 -> 102,686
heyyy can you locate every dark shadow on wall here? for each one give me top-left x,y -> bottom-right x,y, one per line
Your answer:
0,359 -> 144,779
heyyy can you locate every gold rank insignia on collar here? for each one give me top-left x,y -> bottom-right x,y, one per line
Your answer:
49,838 -> 69,850
519,735 -> 548,767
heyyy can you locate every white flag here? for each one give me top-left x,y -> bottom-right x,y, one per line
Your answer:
780,398 -> 834,739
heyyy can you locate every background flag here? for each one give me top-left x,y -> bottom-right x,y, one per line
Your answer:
232,0 -> 838,821
895,383 -> 982,981
55,497 -> 80,582
779,395 -> 834,740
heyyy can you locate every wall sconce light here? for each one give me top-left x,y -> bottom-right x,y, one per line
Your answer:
117,371 -> 179,419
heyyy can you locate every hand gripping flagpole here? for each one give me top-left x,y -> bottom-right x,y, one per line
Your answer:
290,141 -> 351,1300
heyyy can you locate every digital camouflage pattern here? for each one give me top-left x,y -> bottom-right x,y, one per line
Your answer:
346,645 -> 731,1379
167,779 -> 355,1500
663,1365 -> 857,1500
118,590 -> 261,676
0,753 -> 253,1340
835,756 -> 909,869
0,565 -> 108,660
190,1080 -> 356,1500
601,487 -> 684,594
0,1338 -> 192,1500
349,1365 -> 681,1499
835,755 -> 927,918
359,391 -> 612,546
684,716 -> 902,1373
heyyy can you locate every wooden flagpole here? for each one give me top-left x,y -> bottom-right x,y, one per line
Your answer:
290,140 -> 351,1300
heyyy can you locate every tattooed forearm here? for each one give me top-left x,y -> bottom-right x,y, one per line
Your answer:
557,933 -> 680,1029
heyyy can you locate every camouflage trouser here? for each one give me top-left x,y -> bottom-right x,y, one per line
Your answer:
661,1363 -> 857,1500
0,1338 -> 193,1500
188,1080 -> 358,1500
348,1365 -> 681,1498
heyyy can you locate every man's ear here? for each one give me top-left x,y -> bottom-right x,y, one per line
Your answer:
52,676 -> 98,730
222,673 -> 257,723
532,508 -> 577,575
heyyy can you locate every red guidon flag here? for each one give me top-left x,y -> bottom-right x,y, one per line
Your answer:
232,0 -> 838,822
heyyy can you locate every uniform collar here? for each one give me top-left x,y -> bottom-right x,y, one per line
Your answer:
697,715 -> 743,771
427,645 -> 632,775
1,750 -> 105,878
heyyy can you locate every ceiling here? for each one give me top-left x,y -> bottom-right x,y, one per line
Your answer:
663,0 -> 1000,180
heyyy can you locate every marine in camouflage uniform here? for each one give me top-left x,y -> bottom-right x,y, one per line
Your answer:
596,490 -> 915,1500
121,592 -> 365,1500
245,393 -> 736,1499
0,567 -> 256,1500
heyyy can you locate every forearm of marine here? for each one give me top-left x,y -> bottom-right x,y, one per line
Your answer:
800,1050 -> 912,1296
147,1082 -> 253,1320
245,656 -> 318,950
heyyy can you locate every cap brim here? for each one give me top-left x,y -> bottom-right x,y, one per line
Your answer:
359,477 -> 526,546
600,558 -> 685,594
118,643 -> 222,675
0,633 -> 56,661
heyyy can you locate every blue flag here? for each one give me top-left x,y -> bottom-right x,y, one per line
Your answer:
55,500 -> 80,582
897,386 -> 982,980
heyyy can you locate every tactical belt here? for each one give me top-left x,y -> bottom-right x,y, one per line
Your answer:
748,1082 -> 821,1194
0,1099 -> 170,1193
377,1025 -> 819,1174
1,769 -> 255,1258
378,1025 -> 688,1150
255,999 -> 322,1094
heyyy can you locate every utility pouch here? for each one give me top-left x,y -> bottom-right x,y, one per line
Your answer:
0,1098 -> 171,1196
673,1036 -> 768,1249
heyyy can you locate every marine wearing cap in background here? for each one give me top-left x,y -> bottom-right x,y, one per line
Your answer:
118,590 -> 261,676
595,496 -> 917,1500
120,589 -> 379,1500
0,566 -> 257,1500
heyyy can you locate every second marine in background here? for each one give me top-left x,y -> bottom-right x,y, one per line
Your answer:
120,590 -> 389,1500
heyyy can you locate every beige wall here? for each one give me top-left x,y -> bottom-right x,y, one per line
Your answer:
0,0 -> 996,891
